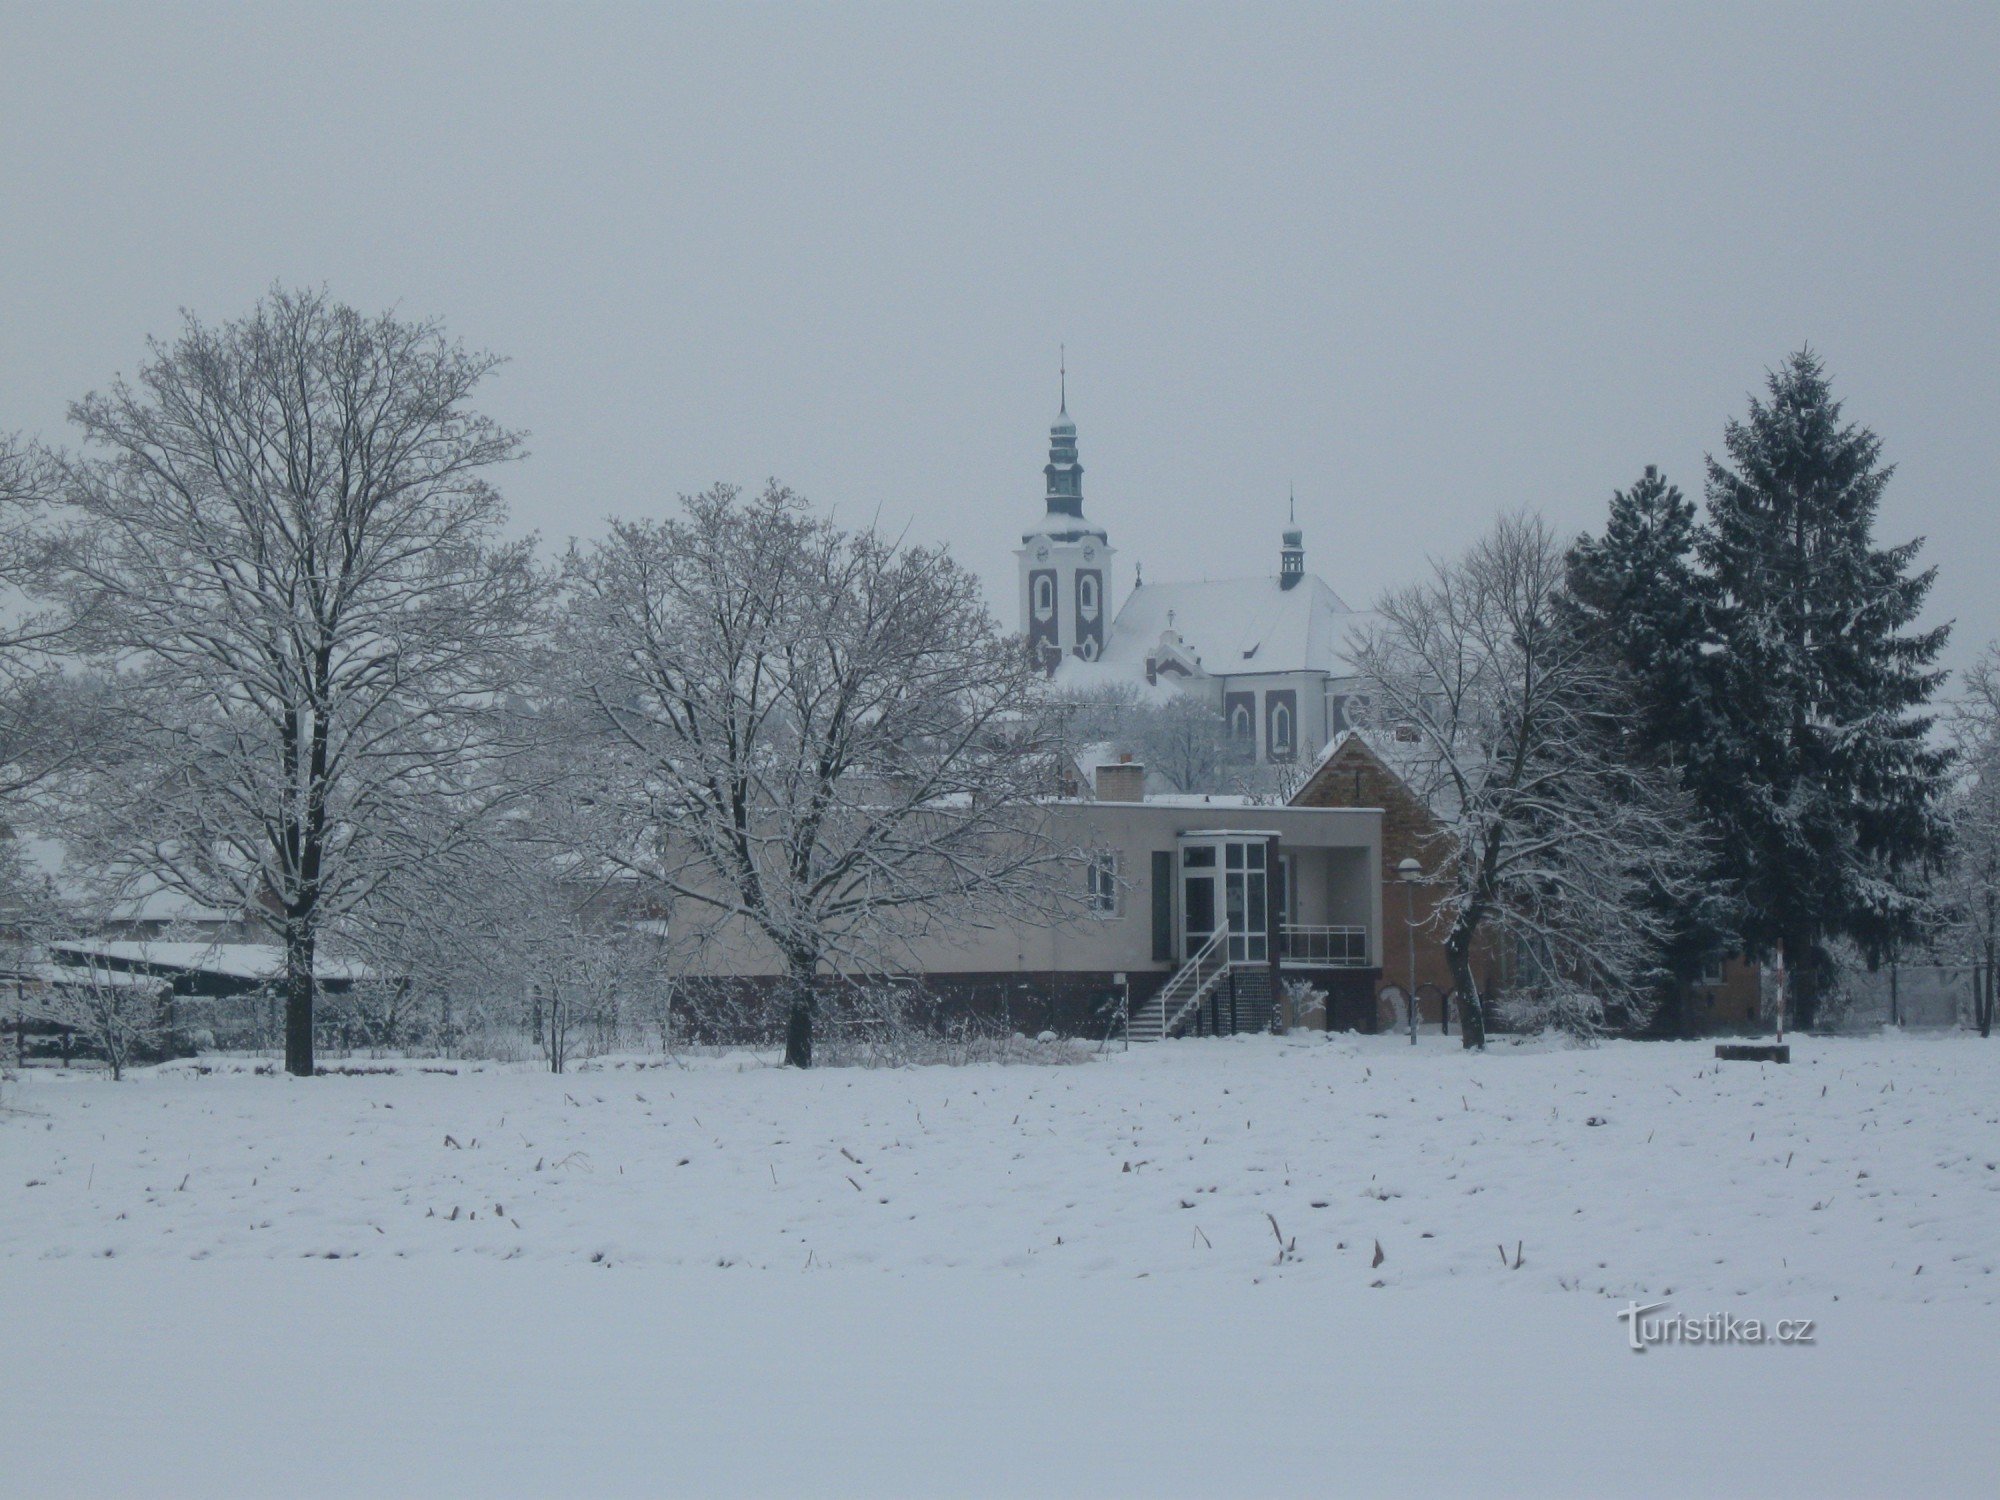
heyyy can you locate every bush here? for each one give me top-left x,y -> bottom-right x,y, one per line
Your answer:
812,985 -> 1092,1069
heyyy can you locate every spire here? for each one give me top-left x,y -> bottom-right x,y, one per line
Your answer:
1059,344 -> 1067,417
1044,357 -> 1084,519
1280,489 -> 1305,589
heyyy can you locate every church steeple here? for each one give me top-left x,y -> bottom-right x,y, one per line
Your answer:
1280,486 -> 1305,589
1017,357 -> 1112,671
1043,353 -> 1085,520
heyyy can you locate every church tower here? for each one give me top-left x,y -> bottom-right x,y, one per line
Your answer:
1017,366 -> 1114,673
1279,487 -> 1305,589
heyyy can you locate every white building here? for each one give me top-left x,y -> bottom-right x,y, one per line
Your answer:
1017,395 -> 1371,765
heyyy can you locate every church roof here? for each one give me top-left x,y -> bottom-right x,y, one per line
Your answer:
1099,573 -> 1364,678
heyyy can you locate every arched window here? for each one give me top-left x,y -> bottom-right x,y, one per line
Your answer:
1271,703 -> 1293,753
1229,703 -> 1253,741
1033,576 -> 1054,617
1078,574 -> 1098,620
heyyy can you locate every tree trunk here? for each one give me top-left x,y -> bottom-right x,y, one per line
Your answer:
1445,921 -> 1485,1050
284,921 -> 315,1077
1787,934 -> 1819,1032
783,962 -> 816,1069
1980,947 -> 1994,1039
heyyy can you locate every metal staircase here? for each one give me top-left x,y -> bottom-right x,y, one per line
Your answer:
1129,931 -> 1276,1041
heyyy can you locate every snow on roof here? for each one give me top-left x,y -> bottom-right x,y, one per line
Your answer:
48,941 -> 373,983
1048,658 -> 1181,703
10,835 -> 240,922
1098,574 -> 1365,679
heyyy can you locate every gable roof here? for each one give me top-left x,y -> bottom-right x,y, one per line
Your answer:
1099,574 -> 1363,679
1291,728 -> 1447,822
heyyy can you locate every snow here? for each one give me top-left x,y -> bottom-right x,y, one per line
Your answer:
1097,574 -> 1360,676
4,1033 -> 1996,1495
12,834 -> 237,922
46,939 -> 373,982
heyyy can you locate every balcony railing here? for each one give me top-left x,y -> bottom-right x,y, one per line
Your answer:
1279,924 -> 1369,968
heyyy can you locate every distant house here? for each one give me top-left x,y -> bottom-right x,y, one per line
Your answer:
1,833 -> 376,1059
681,762 -> 1390,1040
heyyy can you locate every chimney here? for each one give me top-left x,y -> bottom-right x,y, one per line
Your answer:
1094,760 -> 1146,803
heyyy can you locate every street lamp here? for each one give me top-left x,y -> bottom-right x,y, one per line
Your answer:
1397,857 -> 1421,1047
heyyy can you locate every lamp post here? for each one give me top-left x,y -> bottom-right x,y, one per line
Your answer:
1397,857 -> 1421,1047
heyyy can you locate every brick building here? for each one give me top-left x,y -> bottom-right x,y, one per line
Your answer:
1292,731 -> 1771,1037
1287,731 -> 1507,1031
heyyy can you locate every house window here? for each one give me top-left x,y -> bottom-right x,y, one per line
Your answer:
1700,953 -> 1726,987
1087,850 -> 1120,916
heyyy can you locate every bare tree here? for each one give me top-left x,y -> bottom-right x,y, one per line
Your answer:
50,288 -> 542,1076
0,839 -> 161,1080
0,436 -> 98,813
1142,692 -> 1249,794
1348,512 -> 1706,1047
557,482 -> 1076,1067
1054,683 -> 1247,794
1942,645 -> 2000,1036
23,964 -> 166,1081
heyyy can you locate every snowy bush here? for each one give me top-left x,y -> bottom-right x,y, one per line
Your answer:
1492,986 -> 1607,1043
812,986 -> 1090,1069
1281,979 -> 1327,1032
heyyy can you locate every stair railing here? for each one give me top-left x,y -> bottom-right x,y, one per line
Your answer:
1152,929 -> 1230,1039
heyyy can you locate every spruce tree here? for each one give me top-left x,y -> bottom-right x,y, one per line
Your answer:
1696,348 -> 1951,1026
1567,465 -> 1708,755
1566,467 -> 1737,1032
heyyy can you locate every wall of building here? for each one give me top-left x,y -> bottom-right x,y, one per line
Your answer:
680,801 -> 1383,991
1212,670 -> 1329,764
1290,737 -> 1505,1024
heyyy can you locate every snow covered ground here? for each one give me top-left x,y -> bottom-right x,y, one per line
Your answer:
4,1032 -> 1996,1496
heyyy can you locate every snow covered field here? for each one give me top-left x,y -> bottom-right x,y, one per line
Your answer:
4,1033 -> 1997,1496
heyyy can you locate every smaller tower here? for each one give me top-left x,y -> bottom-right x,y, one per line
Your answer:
1279,486 -> 1305,590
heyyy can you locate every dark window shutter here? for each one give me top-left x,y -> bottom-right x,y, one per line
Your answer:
1151,851 -> 1175,962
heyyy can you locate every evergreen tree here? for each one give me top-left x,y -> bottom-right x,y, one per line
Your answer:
1696,348 -> 1952,1026
1565,467 -> 1738,1032
1566,465 -> 1709,755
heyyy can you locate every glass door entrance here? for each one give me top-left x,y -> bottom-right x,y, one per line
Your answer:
1179,836 -> 1272,963
1181,845 -> 1218,961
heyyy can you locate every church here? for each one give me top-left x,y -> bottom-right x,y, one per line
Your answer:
1016,388 -> 1370,765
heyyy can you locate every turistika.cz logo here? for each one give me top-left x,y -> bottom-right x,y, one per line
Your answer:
1616,1301 -> 1817,1352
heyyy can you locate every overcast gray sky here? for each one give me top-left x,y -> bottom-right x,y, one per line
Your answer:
3,2 -> 1995,673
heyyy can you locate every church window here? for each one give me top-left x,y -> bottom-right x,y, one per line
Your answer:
1271,703 -> 1293,754
1078,574 -> 1098,620
1034,576 -> 1054,618
1229,703 -> 1253,741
